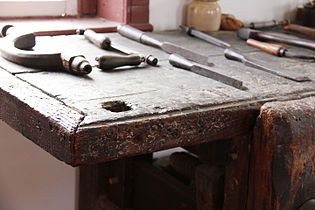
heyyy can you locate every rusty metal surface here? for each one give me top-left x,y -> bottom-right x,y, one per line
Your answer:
0,31 -> 315,165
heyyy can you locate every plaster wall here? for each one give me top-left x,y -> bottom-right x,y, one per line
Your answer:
150,0 -> 307,31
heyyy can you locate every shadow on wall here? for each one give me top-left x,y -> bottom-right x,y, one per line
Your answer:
275,3 -> 298,20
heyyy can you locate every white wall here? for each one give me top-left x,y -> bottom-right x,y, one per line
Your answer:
0,120 -> 77,210
0,0 -> 77,17
150,0 -> 308,31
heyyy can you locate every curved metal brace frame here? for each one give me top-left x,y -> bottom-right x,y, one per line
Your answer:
0,25 -> 92,75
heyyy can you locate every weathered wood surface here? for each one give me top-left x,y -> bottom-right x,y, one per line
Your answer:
195,165 -> 224,210
0,31 -> 315,165
0,69 -> 84,163
186,134 -> 252,210
247,96 -> 315,210
132,160 -> 196,210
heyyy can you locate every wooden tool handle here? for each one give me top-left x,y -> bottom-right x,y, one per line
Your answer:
169,54 -> 194,70
246,39 -> 283,56
256,31 -> 315,51
83,29 -> 111,50
117,24 -> 162,48
284,24 -> 315,39
96,54 -> 143,70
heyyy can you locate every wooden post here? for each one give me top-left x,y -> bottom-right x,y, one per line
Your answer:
77,0 -> 97,16
97,0 -> 153,31
247,97 -> 315,210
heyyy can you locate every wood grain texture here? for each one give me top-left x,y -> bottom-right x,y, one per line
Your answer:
133,160 -> 196,210
247,97 -> 315,210
74,105 -> 259,165
196,165 -> 224,210
0,69 -> 84,164
223,135 -> 251,210
187,135 -> 252,210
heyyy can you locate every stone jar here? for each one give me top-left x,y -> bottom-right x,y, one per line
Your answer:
186,0 -> 222,32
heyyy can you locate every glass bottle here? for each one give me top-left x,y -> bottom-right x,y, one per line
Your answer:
186,0 -> 222,32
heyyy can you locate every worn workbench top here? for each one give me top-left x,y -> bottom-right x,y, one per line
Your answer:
0,30 -> 315,166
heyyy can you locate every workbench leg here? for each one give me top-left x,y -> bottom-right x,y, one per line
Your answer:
78,158 -> 134,210
247,97 -> 315,210
187,133 -> 252,210
222,134 -> 251,210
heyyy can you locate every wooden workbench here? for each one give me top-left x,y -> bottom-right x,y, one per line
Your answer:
0,30 -> 315,210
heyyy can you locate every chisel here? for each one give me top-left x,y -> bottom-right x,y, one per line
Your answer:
246,38 -> 315,61
169,54 -> 245,90
117,24 -> 214,67
283,24 -> 315,40
246,20 -> 289,29
181,25 -> 311,82
224,48 -> 311,82
237,28 -> 315,51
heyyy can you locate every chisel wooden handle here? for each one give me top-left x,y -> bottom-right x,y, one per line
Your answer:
83,29 -> 111,49
96,54 -> 143,70
238,28 -> 315,51
247,39 -> 283,56
284,24 -> 315,39
117,24 -> 162,48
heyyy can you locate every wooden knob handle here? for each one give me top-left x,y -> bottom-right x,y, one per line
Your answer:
284,24 -> 315,39
96,54 -> 143,70
246,39 -> 283,56
83,29 -> 111,50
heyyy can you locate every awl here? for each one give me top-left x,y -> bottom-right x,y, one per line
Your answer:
169,54 -> 245,90
117,24 -> 214,66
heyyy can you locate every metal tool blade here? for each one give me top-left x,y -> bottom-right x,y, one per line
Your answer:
244,59 -> 311,82
180,25 -> 231,49
284,50 -> 315,61
190,65 -> 245,89
224,48 -> 311,82
162,42 -> 214,66
169,54 -> 245,90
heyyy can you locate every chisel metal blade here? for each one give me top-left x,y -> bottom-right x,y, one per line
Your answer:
117,24 -> 214,67
162,42 -> 214,66
169,54 -> 245,90
224,48 -> 311,82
